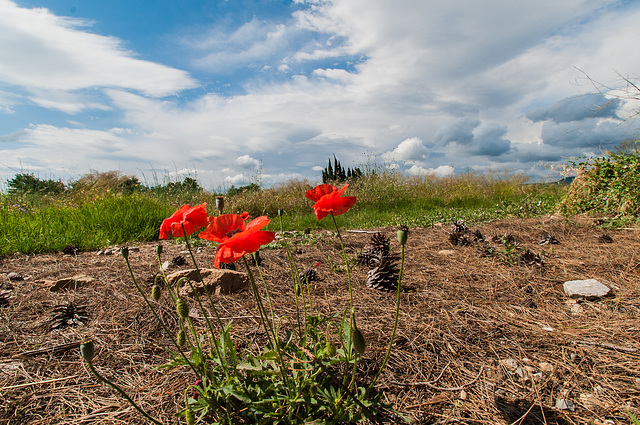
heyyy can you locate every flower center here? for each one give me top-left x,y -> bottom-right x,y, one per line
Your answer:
226,228 -> 242,239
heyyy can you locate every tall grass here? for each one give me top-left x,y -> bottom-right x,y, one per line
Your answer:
0,170 -> 568,257
226,171 -> 565,230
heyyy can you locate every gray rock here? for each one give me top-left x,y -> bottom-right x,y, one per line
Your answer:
47,274 -> 96,292
563,279 -> 611,300
166,268 -> 249,297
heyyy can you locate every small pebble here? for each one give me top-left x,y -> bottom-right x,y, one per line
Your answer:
538,362 -> 554,373
555,398 -> 575,411
7,272 -> 23,281
103,248 -> 114,255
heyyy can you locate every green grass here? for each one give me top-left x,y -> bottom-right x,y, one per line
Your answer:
0,170 -> 569,257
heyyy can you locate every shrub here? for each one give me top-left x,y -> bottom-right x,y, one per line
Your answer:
6,173 -> 66,195
558,141 -> 640,216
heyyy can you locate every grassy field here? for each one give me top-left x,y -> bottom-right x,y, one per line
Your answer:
0,169 -> 568,257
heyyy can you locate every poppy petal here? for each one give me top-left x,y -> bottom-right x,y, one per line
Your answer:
199,214 -> 246,242
214,230 -> 276,268
305,184 -> 338,202
159,204 -> 192,239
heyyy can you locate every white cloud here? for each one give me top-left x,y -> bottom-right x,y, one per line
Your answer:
0,0 -> 197,107
406,164 -> 454,177
224,173 -> 249,185
236,155 -> 261,169
382,137 -> 430,162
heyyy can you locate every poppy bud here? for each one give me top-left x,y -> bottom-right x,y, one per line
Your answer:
120,247 -> 129,259
352,325 -> 366,354
185,409 -> 195,425
294,283 -> 301,296
80,340 -> 95,363
326,340 -> 337,357
155,245 -> 163,256
397,225 -> 409,246
277,208 -> 284,217
151,285 -> 161,301
176,299 -> 189,318
177,329 -> 186,346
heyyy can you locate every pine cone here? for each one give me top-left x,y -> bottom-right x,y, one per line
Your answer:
451,220 -> 468,233
299,268 -> 319,283
358,233 -> 391,266
519,249 -> 543,266
370,232 -> 390,255
449,232 -> 472,247
50,302 -> 89,331
366,253 -> 399,292
357,245 -> 380,266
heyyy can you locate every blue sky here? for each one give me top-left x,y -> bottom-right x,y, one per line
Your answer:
1,0 -> 640,189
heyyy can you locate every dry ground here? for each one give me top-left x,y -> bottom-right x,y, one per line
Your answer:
1,215 -> 640,424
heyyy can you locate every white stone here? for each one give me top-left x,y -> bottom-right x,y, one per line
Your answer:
563,279 -> 610,300
555,398 -> 575,411
499,358 -> 518,372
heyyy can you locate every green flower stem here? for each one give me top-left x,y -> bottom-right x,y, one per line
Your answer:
122,255 -> 198,376
277,214 -> 305,336
330,213 -> 354,318
86,361 -> 162,425
253,259 -> 277,334
367,243 -> 404,392
330,212 -> 359,388
184,277 -> 228,375
180,225 -> 230,372
242,256 -> 290,391
154,248 -> 178,304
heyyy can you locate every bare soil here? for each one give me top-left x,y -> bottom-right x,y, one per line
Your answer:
1,215 -> 640,424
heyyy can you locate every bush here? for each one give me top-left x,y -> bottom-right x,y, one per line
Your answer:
558,141 -> 640,216
6,173 -> 66,195
226,183 -> 260,197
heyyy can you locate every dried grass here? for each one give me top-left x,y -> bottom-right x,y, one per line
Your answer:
1,215 -> 640,424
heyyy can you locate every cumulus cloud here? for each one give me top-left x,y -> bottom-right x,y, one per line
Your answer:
236,154 -> 261,169
406,164 -> 454,177
433,118 -> 480,146
473,122 -> 511,156
224,173 -> 249,185
382,137 -> 430,162
526,94 -> 622,123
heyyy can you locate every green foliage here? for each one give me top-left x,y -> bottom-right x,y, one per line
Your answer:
7,173 -> 66,195
558,142 -> 640,216
322,154 -> 363,183
0,168 -> 569,257
111,210 -> 400,424
0,193 -> 175,256
226,182 -> 260,197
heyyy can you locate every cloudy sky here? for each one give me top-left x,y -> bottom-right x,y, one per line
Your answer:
1,0 -> 639,189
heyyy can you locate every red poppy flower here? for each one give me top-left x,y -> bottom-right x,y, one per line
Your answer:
305,184 -> 357,221
159,203 -> 208,239
240,211 -> 251,220
199,214 -> 246,243
200,214 -> 276,268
